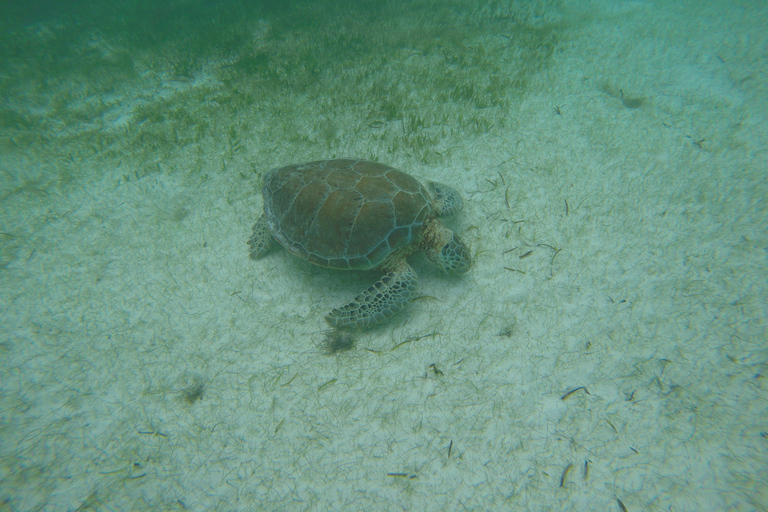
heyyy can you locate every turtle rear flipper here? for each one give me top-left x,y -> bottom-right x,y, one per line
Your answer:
247,215 -> 273,259
326,264 -> 418,329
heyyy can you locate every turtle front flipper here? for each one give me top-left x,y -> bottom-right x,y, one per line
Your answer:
427,181 -> 464,217
326,264 -> 418,330
247,215 -> 273,259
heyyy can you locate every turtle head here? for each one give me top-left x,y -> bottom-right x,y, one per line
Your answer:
433,232 -> 471,274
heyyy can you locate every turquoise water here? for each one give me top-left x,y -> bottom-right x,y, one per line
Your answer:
2,1 -> 766,510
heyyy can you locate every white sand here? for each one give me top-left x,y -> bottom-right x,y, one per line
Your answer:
1,0 -> 766,510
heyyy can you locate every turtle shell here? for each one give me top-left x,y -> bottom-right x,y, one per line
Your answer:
261,159 -> 432,270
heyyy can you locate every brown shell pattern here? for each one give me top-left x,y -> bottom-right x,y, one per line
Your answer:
262,159 -> 432,270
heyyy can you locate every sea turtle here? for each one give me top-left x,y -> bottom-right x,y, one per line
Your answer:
247,158 -> 471,329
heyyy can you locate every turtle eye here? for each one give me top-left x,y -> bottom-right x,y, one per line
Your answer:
439,234 -> 471,274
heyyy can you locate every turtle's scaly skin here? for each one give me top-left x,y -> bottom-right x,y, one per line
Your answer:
248,159 -> 470,330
